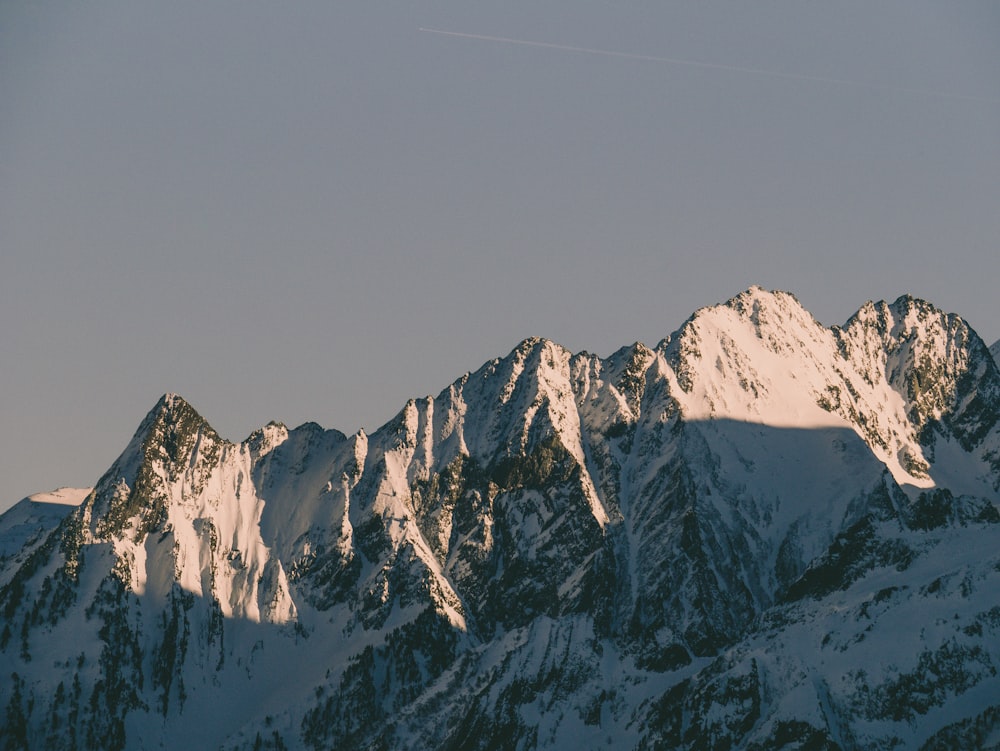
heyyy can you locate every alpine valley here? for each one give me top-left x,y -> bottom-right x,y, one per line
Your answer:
4,288 -> 1000,751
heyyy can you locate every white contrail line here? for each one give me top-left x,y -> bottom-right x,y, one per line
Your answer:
418,27 -> 1000,104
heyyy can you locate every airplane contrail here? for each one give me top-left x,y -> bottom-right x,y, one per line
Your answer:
418,27 -> 999,104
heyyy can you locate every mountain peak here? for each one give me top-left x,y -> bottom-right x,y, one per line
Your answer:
728,284 -> 800,307
510,335 -> 566,358
142,393 -> 217,440
672,286 -> 825,362
122,393 -> 223,472
888,293 -> 963,329
156,391 -> 187,408
844,294 -> 964,340
4,290 -> 1000,751
888,292 -> 938,312
683,286 -> 815,328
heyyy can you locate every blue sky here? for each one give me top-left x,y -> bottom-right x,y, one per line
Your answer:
2,1 -> 999,511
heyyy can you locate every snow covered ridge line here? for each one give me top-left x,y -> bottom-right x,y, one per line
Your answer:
2,286 -> 1000,750
24,487 -> 91,507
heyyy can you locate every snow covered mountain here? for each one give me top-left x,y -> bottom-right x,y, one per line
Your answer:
2,287 -> 1000,750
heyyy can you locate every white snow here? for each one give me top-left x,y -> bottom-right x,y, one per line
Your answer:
4,288 -> 1000,751
25,486 -> 91,506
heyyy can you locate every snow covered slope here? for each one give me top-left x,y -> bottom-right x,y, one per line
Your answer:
2,288 -> 999,750
0,488 -> 89,581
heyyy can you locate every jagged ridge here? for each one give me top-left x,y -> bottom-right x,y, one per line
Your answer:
1,288 -> 999,750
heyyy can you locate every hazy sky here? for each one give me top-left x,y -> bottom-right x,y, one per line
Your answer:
2,1 -> 999,512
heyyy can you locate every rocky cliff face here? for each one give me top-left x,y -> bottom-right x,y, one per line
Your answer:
2,288 -> 1000,750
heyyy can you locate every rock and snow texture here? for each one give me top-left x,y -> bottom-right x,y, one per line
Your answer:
2,287 -> 1000,750
0,488 -> 89,576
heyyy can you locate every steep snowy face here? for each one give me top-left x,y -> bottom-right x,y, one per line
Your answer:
356,336 -> 615,636
2,288 -> 1000,751
663,287 -> 845,426
75,393 -> 298,623
0,489 -> 89,585
836,295 -> 1000,494
839,296 -> 1000,447
658,288 -> 1000,496
586,290 -> 895,658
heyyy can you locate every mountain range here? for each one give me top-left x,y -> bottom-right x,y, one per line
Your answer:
2,287 -> 1000,750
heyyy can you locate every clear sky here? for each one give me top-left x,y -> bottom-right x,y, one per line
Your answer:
2,1 -> 999,512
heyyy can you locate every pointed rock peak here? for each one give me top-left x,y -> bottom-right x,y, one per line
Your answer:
886,294 -> 959,329
847,294 -> 977,347
147,392 -> 200,422
495,336 -> 573,378
674,287 -> 820,350
144,392 -> 216,436
608,341 -> 655,370
681,286 -> 806,326
722,286 -> 813,320
517,335 -> 547,348
625,340 -> 654,358
157,392 -> 186,408
291,420 -> 326,434
511,335 -> 554,357
149,392 -> 201,418
842,298 -> 884,326
246,420 -> 290,457
888,293 -> 936,313
852,294 -> 949,324
509,334 -> 575,356
128,393 -> 223,469
632,340 -> 652,355
729,284 -> 783,305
